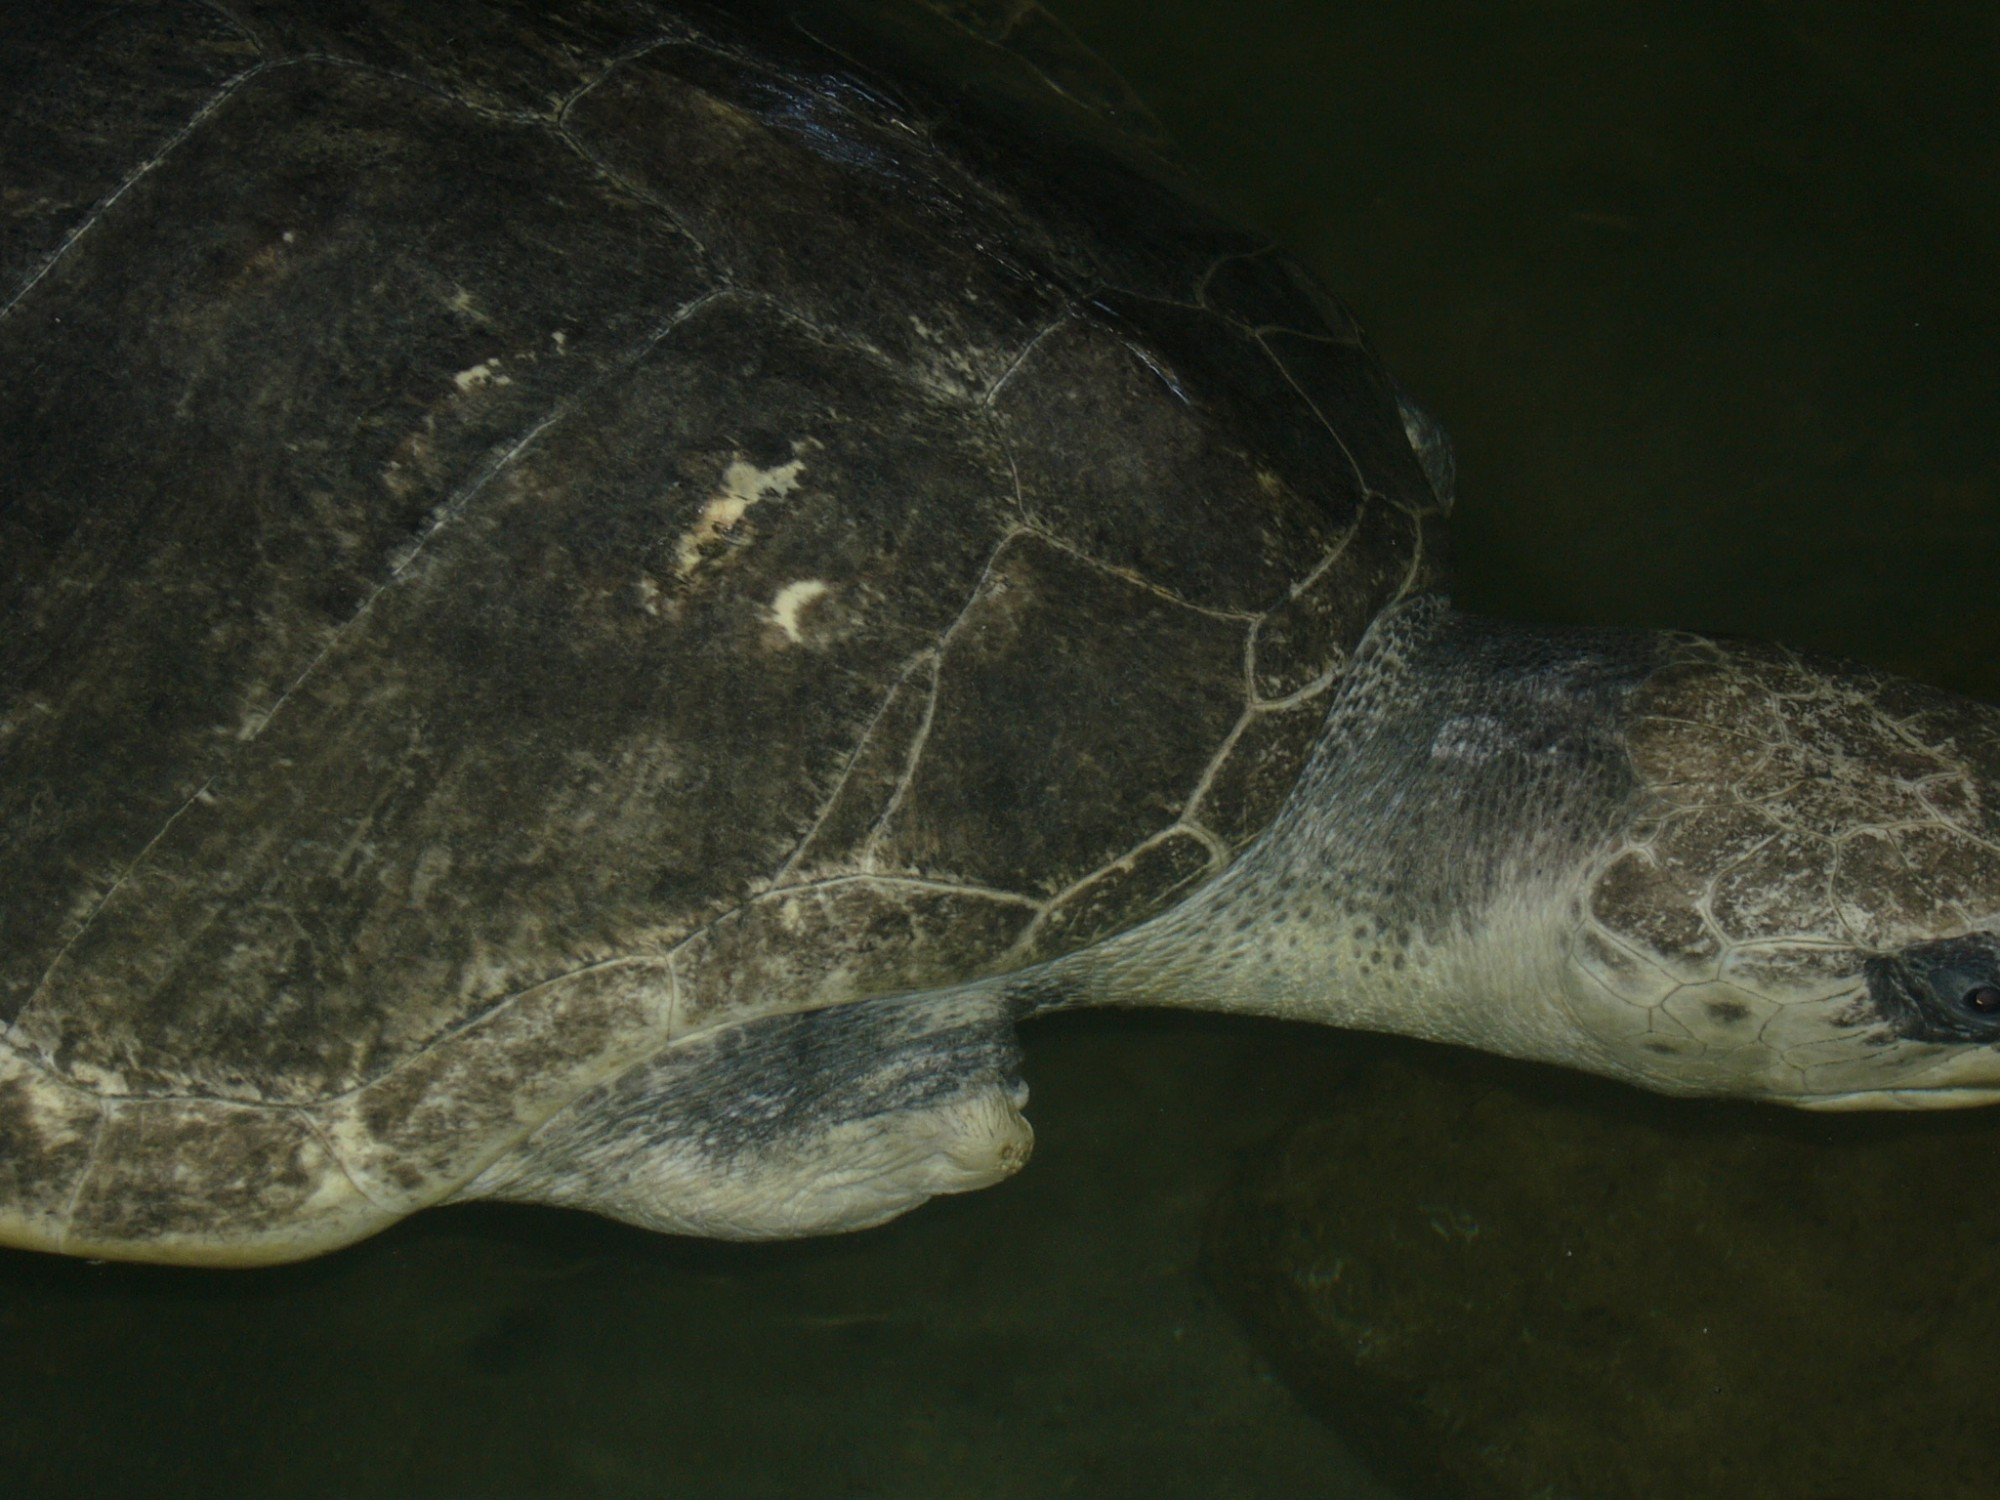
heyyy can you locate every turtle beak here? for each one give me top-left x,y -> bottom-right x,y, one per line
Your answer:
1792,1086 -> 2000,1111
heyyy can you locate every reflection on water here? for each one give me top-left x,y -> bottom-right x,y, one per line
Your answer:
3,2 -> 1997,1495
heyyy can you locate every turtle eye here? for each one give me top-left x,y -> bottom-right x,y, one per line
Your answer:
1962,984 -> 2000,1016
1864,936 -> 2000,1044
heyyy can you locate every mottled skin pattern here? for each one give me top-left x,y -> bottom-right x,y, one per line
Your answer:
5,0 -> 2000,1266
1030,603 -> 2000,1110
1578,644 -> 2000,1104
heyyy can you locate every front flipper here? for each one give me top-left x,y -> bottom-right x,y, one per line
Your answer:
456,987 -> 1032,1239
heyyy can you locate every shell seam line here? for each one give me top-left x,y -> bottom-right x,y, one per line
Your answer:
1257,669 -> 1342,713
33,953 -> 675,1114
1007,821 -> 1225,954
53,1099 -> 109,1254
1178,707 -> 1256,832
708,873 -> 1042,912
554,30 -> 684,122
980,304 -> 1075,408
1,53 -> 276,325
1251,328 -> 1369,499
20,863 -> 1035,1119
772,646 -> 940,886
293,1108 -> 391,1215
1015,523 -> 1257,623
859,533 -> 1028,864
3,40 -> 645,328
15,286 -> 735,1025
556,57 -> 714,262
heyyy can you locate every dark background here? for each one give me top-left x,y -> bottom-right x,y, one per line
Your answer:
2,3 -> 1996,1496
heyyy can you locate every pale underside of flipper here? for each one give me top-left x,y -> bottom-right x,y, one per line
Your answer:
456,985 -> 1033,1239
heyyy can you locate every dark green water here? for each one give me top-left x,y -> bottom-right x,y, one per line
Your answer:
3,3 -> 1997,1495
1063,0 -> 2000,695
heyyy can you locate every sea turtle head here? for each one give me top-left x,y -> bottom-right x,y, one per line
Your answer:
1564,637 -> 2000,1109
1036,603 -> 2000,1112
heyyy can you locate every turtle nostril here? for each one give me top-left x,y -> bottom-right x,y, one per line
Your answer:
1962,985 -> 2000,1016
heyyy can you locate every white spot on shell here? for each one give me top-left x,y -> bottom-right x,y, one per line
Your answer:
452,358 -> 510,393
769,579 -> 831,644
673,457 -> 805,577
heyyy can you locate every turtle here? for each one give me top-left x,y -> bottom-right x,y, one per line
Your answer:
5,0 -> 2000,1270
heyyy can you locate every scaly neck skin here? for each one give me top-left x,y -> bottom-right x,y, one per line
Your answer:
1025,597 -> 1670,1068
